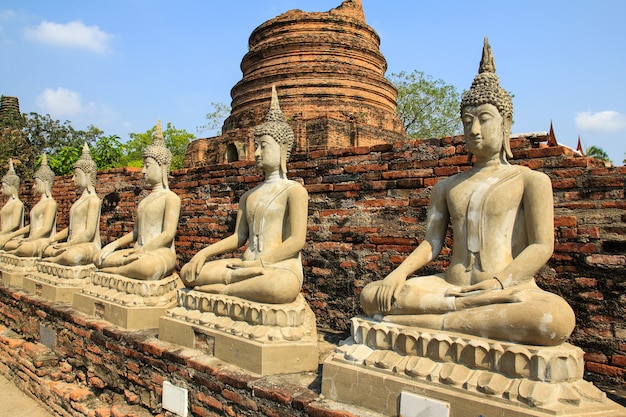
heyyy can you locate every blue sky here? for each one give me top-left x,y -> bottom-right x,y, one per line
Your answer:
1,1 -> 624,165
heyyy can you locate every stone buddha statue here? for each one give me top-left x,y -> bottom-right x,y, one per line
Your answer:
4,154 -> 57,256
180,86 -> 309,304
0,159 -> 24,249
360,38 -> 575,346
43,143 -> 101,265
93,121 -> 180,281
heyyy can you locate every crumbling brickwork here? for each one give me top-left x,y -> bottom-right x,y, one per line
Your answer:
185,0 -> 406,167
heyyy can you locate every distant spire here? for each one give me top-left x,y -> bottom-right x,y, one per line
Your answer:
547,121 -> 558,147
576,135 -> 585,156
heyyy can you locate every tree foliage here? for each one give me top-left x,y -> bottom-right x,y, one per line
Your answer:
45,135 -> 124,176
123,122 -> 195,170
0,112 -> 106,178
197,102 -> 230,136
390,70 -> 462,139
92,135 -> 124,170
586,145 -> 612,164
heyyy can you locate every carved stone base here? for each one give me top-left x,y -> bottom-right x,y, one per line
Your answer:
23,261 -> 95,303
0,253 -> 39,288
159,290 -> 318,375
73,272 -> 183,329
321,316 -> 626,417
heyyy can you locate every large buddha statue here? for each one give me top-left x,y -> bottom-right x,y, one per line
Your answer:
0,159 -> 24,249
93,121 -> 180,281
180,86 -> 309,304
43,143 -> 101,265
4,155 -> 57,256
360,38 -> 575,346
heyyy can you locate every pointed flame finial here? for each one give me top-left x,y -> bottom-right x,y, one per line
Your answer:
2,158 -> 20,187
478,37 -> 496,74
153,119 -> 166,147
142,119 -> 172,168
34,153 -> 55,184
264,85 -> 286,124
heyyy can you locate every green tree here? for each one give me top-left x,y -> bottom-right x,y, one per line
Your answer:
390,70 -> 462,138
123,122 -> 195,170
48,145 -> 82,176
0,112 -> 107,178
92,135 -> 124,170
197,102 -> 230,136
586,145 -> 612,164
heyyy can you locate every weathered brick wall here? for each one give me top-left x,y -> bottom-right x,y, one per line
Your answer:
4,135 -> 625,391
0,288 -> 349,417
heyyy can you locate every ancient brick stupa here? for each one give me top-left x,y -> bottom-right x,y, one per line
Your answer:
0,96 -> 23,127
185,0 -> 407,167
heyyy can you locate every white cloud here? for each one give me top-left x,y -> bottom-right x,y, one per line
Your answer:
23,20 -> 112,54
36,87 -> 83,117
575,110 -> 626,132
0,9 -> 17,20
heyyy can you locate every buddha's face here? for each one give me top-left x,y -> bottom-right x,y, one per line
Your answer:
462,103 -> 504,158
73,168 -> 87,190
142,157 -> 161,186
254,134 -> 281,172
33,178 -> 46,195
1,181 -> 12,197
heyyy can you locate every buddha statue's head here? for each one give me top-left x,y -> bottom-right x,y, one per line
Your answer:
33,154 -> 55,197
461,37 -> 513,162
142,120 -> 172,188
2,159 -> 20,198
254,86 -> 295,175
73,143 -> 97,193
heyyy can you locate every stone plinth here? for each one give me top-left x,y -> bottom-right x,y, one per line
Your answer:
22,261 -> 95,303
159,290 -> 318,376
322,316 -> 626,417
0,252 -> 38,288
72,271 -> 182,329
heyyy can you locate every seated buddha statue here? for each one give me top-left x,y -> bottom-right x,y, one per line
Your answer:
93,121 -> 180,281
360,38 -> 575,346
4,155 -> 57,256
180,86 -> 308,304
43,143 -> 101,265
0,159 -> 25,249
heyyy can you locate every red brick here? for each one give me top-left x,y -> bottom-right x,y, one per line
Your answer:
306,402 -> 359,417
575,277 -> 598,287
197,392 -> 223,411
382,168 -> 433,180
70,387 -> 95,402
577,227 -> 601,239
559,228 -> 578,239
551,178 -> 577,189
586,254 -> 626,266
554,242 -> 596,253
585,352 -> 608,364
94,407 -> 112,417
586,362 -> 625,378
611,355 -> 626,368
